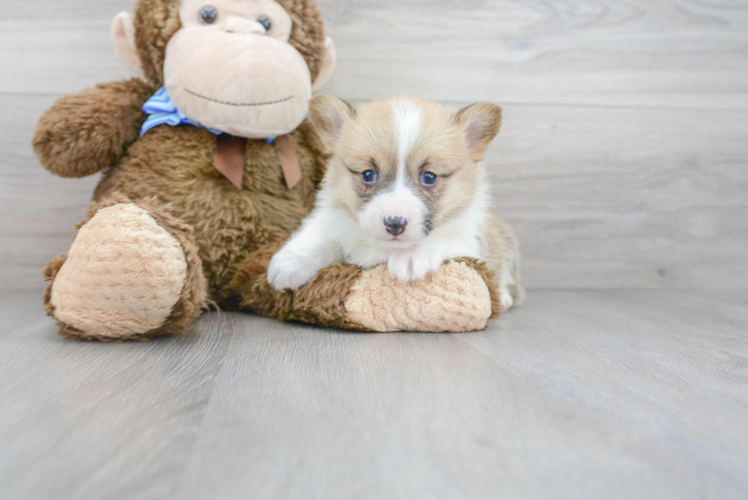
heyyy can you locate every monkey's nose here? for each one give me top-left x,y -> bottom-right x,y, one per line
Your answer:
384,217 -> 408,236
225,16 -> 267,35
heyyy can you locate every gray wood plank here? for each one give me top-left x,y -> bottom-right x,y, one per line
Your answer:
0,18 -> 132,96
0,290 -> 49,337
10,0 -> 132,19
458,291 -> 748,499
2,0 -> 747,109
322,0 -> 748,109
0,94 -> 101,290
489,103 -> 748,290
0,295 -> 236,500
3,94 -> 747,291
171,290 -> 748,500
1,291 -> 746,499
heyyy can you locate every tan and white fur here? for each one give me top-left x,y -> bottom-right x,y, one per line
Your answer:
268,95 -> 523,311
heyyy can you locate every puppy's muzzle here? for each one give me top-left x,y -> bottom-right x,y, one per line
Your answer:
384,216 -> 408,236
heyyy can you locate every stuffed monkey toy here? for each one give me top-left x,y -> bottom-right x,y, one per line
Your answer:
33,0 -> 503,341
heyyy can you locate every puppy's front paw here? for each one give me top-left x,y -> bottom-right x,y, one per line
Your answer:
267,247 -> 318,291
388,247 -> 444,282
500,288 -> 514,312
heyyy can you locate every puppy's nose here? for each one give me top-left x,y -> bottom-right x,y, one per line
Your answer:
384,217 -> 408,236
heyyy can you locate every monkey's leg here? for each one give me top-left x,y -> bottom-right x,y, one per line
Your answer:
43,197 -> 208,341
229,245 -> 500,333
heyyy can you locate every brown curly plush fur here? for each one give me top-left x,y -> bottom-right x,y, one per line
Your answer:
33,79 -> 156,178
91,121 -> 325,297
228,242 -> 368,330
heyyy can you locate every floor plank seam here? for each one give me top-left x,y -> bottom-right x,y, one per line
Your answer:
3,91 -> 748,114
171,314 -> 238,498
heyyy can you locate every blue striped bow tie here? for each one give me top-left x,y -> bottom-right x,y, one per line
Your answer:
140,87 -> 276,146
140,87 -> 223,137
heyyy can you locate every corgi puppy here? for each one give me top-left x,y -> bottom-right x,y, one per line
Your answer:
268,95 -> 523,311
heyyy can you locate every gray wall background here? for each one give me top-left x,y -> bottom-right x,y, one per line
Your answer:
2,0 -> 746,291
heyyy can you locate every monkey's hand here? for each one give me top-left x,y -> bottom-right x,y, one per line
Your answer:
33,78 -> 154,178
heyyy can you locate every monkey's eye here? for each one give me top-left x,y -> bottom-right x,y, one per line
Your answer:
361,170 -> 378,185
257,15 -> 272,32
199,6 -> 218,24
421,171 -> 438,187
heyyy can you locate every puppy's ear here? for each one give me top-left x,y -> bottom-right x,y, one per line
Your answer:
309,95 -> 356,153
454,102 -> 502,162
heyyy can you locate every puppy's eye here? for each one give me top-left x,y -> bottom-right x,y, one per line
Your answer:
199,6 -> 218,24
361,170 -> 378,185
421,171 -> 439,187
257,15 -> 272,32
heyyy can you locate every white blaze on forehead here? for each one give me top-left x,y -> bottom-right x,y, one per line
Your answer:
392,100 -> 423,184
355,99 -> 429,247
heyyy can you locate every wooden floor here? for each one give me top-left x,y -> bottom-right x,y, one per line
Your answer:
0,290 -> 746,499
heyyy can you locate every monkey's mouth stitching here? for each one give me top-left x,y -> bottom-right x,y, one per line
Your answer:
185,89 -> 294,107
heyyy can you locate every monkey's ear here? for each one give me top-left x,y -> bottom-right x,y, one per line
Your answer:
309,95 -> 355,153
454,102 -> 502,162
312,37 -> 337,91
111,12 -> 143,74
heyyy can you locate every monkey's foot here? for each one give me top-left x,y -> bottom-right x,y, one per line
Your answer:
43,200 -> 207,341
344,259 -> 497,333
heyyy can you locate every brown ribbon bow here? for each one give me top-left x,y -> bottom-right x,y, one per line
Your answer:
213,135 -> 302,190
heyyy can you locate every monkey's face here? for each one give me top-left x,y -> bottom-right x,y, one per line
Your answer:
162,0 -> 315,138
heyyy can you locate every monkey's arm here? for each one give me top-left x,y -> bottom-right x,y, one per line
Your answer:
33,78 -> 154,178
231,246 -> 500,333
